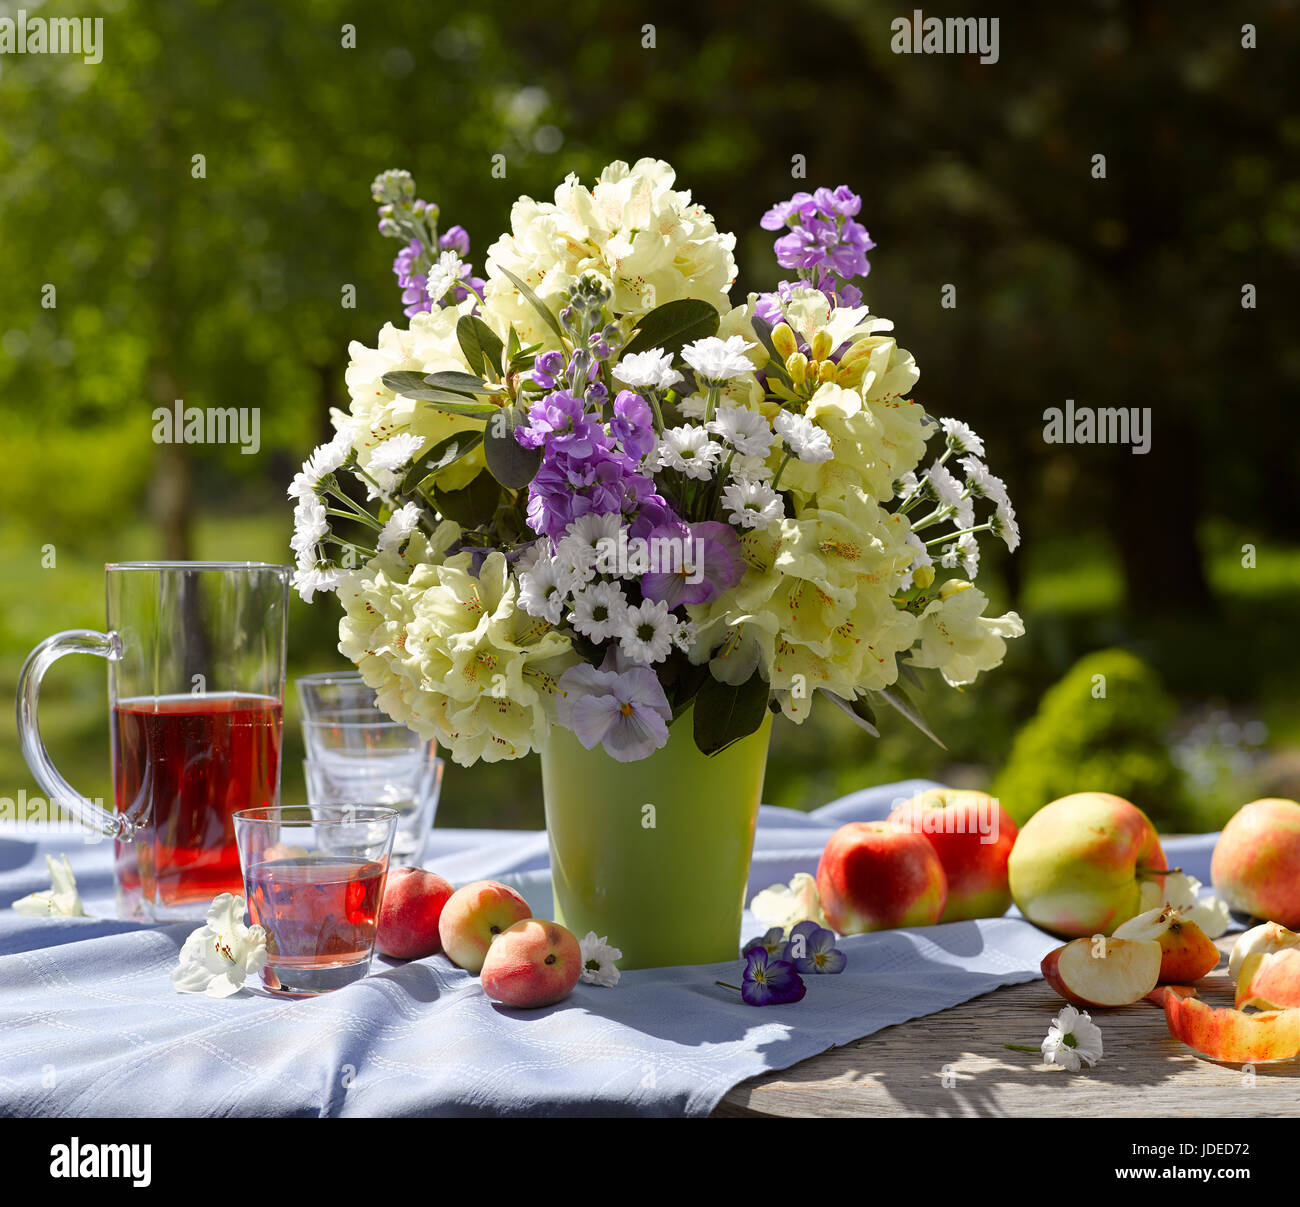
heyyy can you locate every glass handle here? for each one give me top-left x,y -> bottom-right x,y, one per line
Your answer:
15,629 -> 133,841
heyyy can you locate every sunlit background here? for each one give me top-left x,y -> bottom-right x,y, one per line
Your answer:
2,0 -> 1297,832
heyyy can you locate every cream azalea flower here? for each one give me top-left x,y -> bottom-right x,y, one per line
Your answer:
11,854 -> 86,917
171,894 -> 268,998
749,873 -> 829,934
909,582 -> 1025,688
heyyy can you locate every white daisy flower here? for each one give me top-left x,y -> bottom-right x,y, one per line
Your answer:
707,405 -> 774,458
368,432 -> 425,473
730,453 -> 774,481
425,249 -> 464,301
672,617 -> 697,653
681,335 -> 756,384
618,598 -> 676,664
290,494 -> 328,557
579,931 -> 623,987
569,581 -> 629,643
292,554 -> 345,604
517,558 -> 569,625
613,348 -> 683,392
722,477 -> 784,530
377,502 -> 423,552
959,456 -> 1009,508
774,410 -> 834,464
514,536 -> 555,576
923,461 -> 964,510
1041,1006 -> 1103,1071
363,466 -> 401,503
655,425 -> 722,480
287,428 -> 354,500
992,500 -> 1021,553
554,534 -> 598,589
895,470 -> 920,500
940,417 -> 986,457
676,393 -> 709,420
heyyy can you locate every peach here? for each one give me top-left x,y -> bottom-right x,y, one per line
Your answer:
1008,793 -> 1167,937
479,918 -> 582,1009
437,879 -> 532,973
887,788 -> 1018,922
1163,992 -> 1300,1064
375,867 -> 456,960
1211,798 -> 1300,927
1113,906 -> 1221,983
816,821 -> 947,935
1235,948 -> 1300,1011
1041,936 -> 1162,1008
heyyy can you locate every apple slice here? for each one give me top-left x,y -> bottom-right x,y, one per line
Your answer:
1227,922 -> 1300,981
1236,948 -> 1300,1010
1163,992 -> 1300,1063
1113,905 -> 1220,983
1041,936 -> 1162,1008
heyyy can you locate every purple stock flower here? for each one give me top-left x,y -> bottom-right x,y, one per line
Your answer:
787,921 -> 847,974
393,239 -> 432,317
611,390 -> 655,462
556,654 -> 673,762
439,224 -> 470,256
530,350 -> 566,391
516,391 -> 605,459
737,949 -> 806,1006
639,520 -> 743,608
760,191 -> 818,231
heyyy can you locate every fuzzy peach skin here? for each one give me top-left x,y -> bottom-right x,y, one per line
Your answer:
480,919 -> 582,1009
375,867 -> 456,960
1163,992 -> 1300,1064
437,879 -> 532,974
887,789 -> 1018,922
816,821 -> 947,935
1008,793 -> 1167,937
1236,948 -> 1300,1011
1211,798 -> 1300,928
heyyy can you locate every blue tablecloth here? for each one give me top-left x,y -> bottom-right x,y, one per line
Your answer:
0,783 -> 1221,1117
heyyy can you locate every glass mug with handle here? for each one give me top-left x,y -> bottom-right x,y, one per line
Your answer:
16,562 -> 291,921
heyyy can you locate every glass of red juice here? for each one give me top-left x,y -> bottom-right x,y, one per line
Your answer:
16,562 -> 290,921
234,805 -> 397,995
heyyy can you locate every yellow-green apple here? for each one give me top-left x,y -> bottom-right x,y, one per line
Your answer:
1041,936 -> 1162,1007
1235,948 -> 1300,1010
1228,921 -> 1300,981
1113,905 -> 1221,983
1163,993 -> 1300,1063
886,789 -> 1018,922
375,867 -> 455,960
816,821 -> 947,934
479,919 -> 582,1009
437,879 -> 532,973
1008,793 -> 1168,937
1211,798 -> 1300,927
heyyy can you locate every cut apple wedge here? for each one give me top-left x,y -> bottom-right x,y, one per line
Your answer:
1236,948 -> 1300,1010
1113,905 -> 1220,983
1227,922 -> 1300,981
1163,992 -> 1300,1063
1041,936 -> 1162,1008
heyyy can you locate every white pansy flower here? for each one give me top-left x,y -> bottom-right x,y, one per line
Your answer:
579,931 -> 623,987
1040,1006 -> 1103,1071
570,581 -> 629,642
655,425 -> 722,480
11,854 -> 86,918
369,433 -> 426,473
618,599 -> 677,664
940,417 -> 985,456
707,405 -> 774,458
749,873 -> 828,934
681,335 -> 756,384
774,410 -> 834,464
377,502 -> 423,552
614,348 -> 683,392
171,894 -> 268,998
290,493 -> 328,557
722,478 -> 784,530
425,250 -> 464,302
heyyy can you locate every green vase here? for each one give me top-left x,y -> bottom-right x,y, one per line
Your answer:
540,707 -> 773,970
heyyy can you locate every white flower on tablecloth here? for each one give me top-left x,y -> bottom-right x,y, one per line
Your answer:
1041,1005 -> 1103,1071
579,932 -> 622,987
11,854 -> 86,918
1139,871 -> 1231,940
171,894 -> 268,998
748,872 -> 828,935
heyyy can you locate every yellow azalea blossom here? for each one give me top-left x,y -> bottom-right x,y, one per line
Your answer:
908,582 -> 1025,687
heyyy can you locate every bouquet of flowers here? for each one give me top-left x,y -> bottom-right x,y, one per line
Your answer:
289,159 -> 1023,766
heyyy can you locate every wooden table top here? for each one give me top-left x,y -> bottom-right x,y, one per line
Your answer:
713,936 -> 1299,1117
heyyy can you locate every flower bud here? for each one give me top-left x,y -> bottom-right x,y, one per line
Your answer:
913,564 -> 935,590
810,330 -> 833,362
817,359 -> 837,385
939,578 -> 973,600
771,322 -> 798,361
786,352 -> 808,387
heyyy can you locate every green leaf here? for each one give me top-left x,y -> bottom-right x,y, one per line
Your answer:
822,691 -> 880,738
622,299 -> 720,358
456,316 -> 504,380
380,372 -> 498,416
422,369 -> 488,394
496,265 -> 566,343
409,430 -> 484,494
868,684 -> 947,749
693,671 -> 770,756
482,405 -> 542,489
430,472 -> 501,528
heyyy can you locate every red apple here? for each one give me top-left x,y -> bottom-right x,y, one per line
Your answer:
1211,798 -> 1300,927
374,866 -> 456,960
480,918 -> 583,1009
887,788 -> 1018,922
1040,936 -> 1162,1008
1163,992 -> 1300,1063
1113,905 -> 1221,983
816,821 -> 947,935
1236,948 -> 1300,1011
437,879 -> 533,973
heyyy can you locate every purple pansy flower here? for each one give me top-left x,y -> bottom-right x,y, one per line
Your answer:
556,655 -> 673,763
787,920 -> 847,974
639,520 -> 744,609
743,927 -> 790,964
737,949 -> 806,1006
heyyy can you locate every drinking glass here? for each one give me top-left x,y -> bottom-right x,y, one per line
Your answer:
234,805 -> 397,996
17,562 -> 290,920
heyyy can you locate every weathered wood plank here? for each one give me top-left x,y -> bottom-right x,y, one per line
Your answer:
714,936 -> 1298,1117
